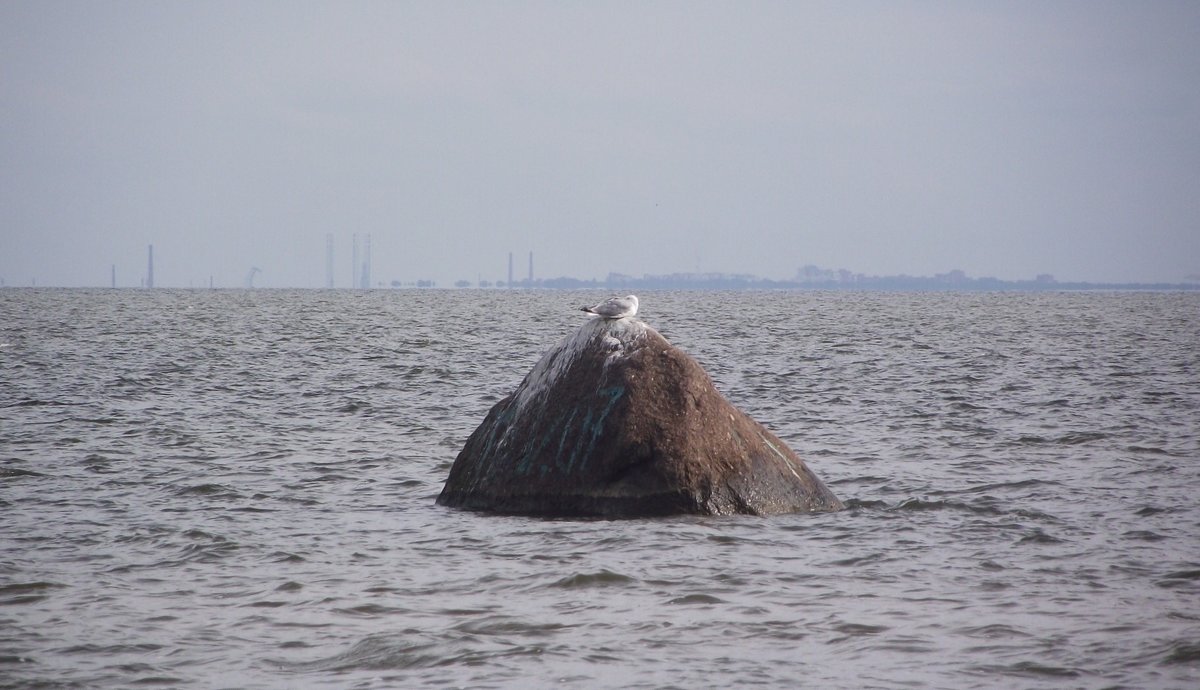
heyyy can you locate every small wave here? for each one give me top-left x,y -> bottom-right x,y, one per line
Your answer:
230,505 -> 276,514
1135,505 -> 1172,516
550,570 -> 635,589
971,660 -> 1083,679
1122,530 -> 1167,542
832,622 -> 889,635
174,483 -> 242,499
950,401 -> 987,411
1017,528 -> 1065,545
276,633 -> 435,672
1012,431 -> 1107,446
1126,445 -> 1172,455
4,398 -> 80,408
59,643 -> 166,655
71,416 -> 117,425
667,593 -> 725,605
154,530 -> 241,565
244,600 -> 288,609
279,630 -> 543,673
333,603 -> 410,618
436,606 -> 498,617
1160,569 -> 1200,580
956,623 -> 1032,639
891,498 -> 1013,517
841,498 -> 889,510
1058,431 -> 1108,444
1036,398 -> 1071,408
1157,569 -> 1200,589
335,399 -> 371,413
1106,369 -> 1140,378
828,621 -> 890,643
951,478 -> 1064,494
828,474 -> 891,487
826,553 -> 886,567
893,498 -> 953,512
452,616 -> 570,637
174,541 -> 239,564
0,581 -> 64,606
1162,640 -> 1200,665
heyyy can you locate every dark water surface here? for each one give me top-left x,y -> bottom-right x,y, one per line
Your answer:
2,289 -> 1198,689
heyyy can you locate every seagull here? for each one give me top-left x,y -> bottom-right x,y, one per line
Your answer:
580,294 -> 639,319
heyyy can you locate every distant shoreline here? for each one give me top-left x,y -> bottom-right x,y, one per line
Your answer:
517,277 -> 1200,292
4,282 -> 1198,292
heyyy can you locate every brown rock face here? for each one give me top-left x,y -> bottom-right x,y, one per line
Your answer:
436,316 -> 843,517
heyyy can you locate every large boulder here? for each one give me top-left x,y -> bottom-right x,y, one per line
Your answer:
436,316 -> 843,517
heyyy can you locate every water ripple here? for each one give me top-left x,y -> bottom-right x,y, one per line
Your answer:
1,289 -> 1198,688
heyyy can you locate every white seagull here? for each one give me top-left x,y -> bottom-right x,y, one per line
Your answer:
580,294 -> 639,319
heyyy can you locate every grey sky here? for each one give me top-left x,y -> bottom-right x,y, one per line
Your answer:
2,1 -> 1197,287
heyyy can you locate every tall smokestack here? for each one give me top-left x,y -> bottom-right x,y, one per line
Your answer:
147,245 -> 154,289
528,251 -> 533,285
352,234 -> 359,289
508,252 -> 513,288
111,264 -> 116,288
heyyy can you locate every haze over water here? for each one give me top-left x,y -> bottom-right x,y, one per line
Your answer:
2,289 -> 1199,688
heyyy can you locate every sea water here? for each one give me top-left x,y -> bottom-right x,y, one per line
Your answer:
2,288 -> 1198,688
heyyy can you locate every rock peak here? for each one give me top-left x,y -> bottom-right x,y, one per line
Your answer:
513,316 -> 649,414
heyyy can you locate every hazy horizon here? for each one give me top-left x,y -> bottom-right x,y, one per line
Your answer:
4,2 -> 1198,288
8,239 -> 1198,290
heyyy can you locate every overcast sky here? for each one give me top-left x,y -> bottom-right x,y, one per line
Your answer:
2,1 -> 1197,287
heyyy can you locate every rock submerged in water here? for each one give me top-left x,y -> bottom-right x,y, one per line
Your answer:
437,315 -> 843,517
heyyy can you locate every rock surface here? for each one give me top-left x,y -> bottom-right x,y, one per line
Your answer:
436,316 -> 844,517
